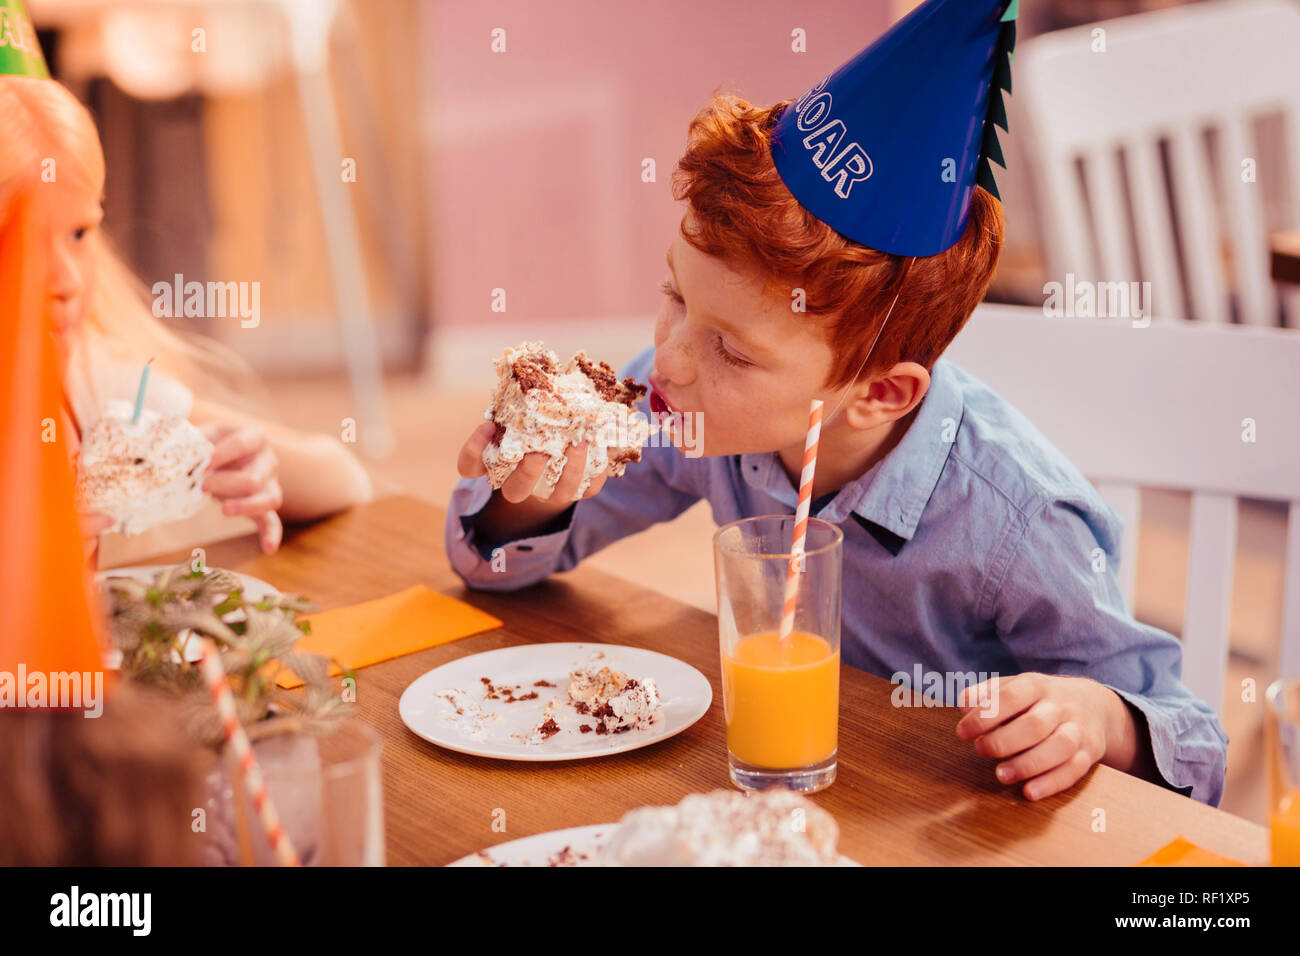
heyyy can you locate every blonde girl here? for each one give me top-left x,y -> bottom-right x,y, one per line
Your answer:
2,74 -> 372,555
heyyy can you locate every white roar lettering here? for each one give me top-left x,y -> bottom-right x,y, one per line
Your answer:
791,87 -> 872,199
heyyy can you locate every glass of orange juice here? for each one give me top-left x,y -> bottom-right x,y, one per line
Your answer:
1266,678 -> 1300,866
714,514 -> 843,793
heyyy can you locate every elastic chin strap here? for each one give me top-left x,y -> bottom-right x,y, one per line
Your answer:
823,256 -> 914,425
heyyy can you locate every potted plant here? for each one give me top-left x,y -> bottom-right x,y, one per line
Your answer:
100,564 -> 356,865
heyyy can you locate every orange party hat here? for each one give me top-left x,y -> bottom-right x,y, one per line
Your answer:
0,191 -> 110,688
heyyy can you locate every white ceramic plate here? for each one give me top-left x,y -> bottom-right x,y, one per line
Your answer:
95,564 -> 279,666
398,642 -> 712,762
448,824 -> 616,867
447,823 -> 861,866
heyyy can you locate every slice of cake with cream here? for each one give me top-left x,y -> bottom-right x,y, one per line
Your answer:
481,342 -> 656,498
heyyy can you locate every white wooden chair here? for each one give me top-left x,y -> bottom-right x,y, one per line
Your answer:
1016,0 -> 1300,327
945,304 -> 1300,714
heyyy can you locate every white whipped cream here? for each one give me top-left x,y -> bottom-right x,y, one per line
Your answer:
598,790 -> 840,866
76,399 -> 213,536
482,342 -> 656,498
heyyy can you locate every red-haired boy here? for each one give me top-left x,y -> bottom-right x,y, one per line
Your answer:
446,0 -> 1227,806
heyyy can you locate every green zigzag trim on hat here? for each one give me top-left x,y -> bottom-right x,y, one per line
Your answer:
976,0 -> 1017,201
0,0 -> 50,79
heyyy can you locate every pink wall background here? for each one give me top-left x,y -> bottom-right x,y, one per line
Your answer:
424,0 -> 892,330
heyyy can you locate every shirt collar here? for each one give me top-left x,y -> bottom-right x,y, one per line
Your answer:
740,358 -> 964,544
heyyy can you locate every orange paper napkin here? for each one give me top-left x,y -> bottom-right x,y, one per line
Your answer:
1136,836 -> 1247,867
276,585 -> 502,689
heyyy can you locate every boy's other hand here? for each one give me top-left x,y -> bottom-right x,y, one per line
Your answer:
954,673 -> 1117,801
457,421 -> 612,504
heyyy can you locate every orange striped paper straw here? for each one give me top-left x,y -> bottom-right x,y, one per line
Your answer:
197,638 -> 302,867
779,399 -> 824,641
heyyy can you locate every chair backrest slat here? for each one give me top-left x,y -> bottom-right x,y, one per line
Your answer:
1087,146 -> 1138,282
1181,492 -> 1239,712
1038,147 -> 1097,281
1125,137 -> 1186,321
1218,114 -> 1277,325
1283,503 -> 1300,680
1287,104 -> 1300,231
1167,125 -> 1231,323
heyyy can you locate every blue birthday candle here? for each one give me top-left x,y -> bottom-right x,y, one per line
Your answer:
130,359 -> 153,424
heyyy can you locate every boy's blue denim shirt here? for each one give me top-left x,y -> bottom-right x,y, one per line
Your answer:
445,346 -> 1230,806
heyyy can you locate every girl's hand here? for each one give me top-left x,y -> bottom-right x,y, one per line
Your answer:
954,673 -> 1121,801
200,423 -> 284,554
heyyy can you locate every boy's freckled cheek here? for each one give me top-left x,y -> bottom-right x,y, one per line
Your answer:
707,378 -> 740,420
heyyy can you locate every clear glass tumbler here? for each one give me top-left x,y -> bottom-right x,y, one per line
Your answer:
714,514 -> 843,793
206,717 -> 385,866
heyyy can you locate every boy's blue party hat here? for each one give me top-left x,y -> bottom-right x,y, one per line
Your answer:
770,0 -> 1017,257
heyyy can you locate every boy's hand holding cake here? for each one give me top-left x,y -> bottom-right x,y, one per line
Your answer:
481,341 -> 654,499
457,342 -> 656,544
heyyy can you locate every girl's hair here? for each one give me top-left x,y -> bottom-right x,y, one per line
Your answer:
672,93 -> 1005,390
0,75 -> 262,418
0,684 -> 207,866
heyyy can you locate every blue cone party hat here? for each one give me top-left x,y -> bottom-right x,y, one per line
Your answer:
771,0 -> 1018,257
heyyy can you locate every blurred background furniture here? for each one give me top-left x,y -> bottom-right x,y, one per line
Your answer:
38,0 -> 417,455
1016,0 -> 1300,327
1274,229 -> 1300,283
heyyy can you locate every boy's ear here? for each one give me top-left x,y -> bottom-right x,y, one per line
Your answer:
843,362 -> 930,430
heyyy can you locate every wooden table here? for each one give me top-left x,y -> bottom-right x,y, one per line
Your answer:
140,496 -> 1268,866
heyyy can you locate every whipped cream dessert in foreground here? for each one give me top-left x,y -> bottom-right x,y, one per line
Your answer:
76,399 -> 214,536
598,789 -> 840,866
482,342 -> 657,498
